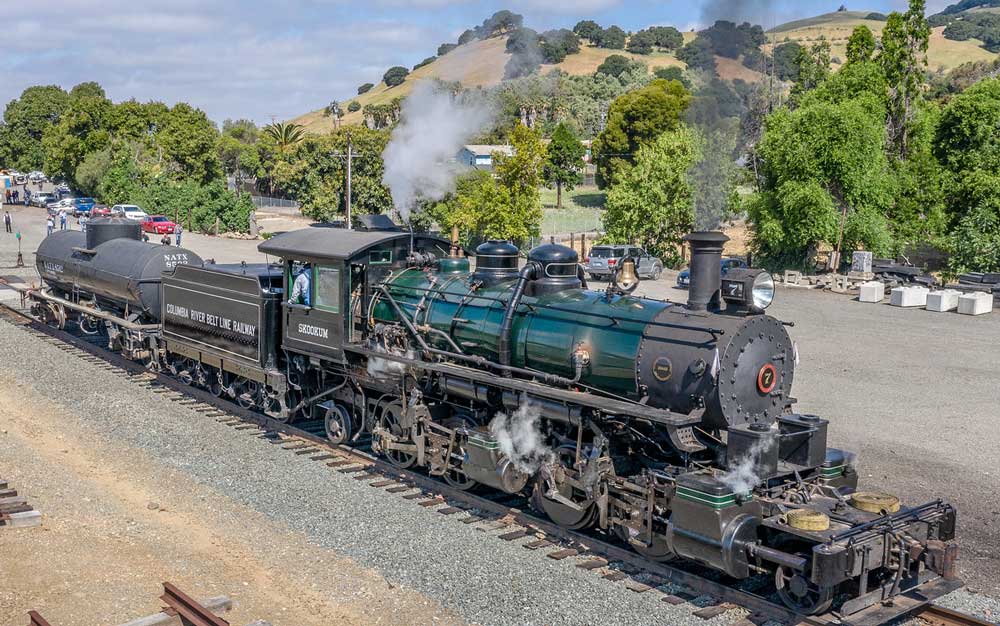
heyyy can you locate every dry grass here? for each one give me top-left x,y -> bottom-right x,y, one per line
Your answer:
714,56 -> 765,82
547,45 -> 683,76
766,11 -> 997,71
291,37 -> 509,132
290,12 -> 998,133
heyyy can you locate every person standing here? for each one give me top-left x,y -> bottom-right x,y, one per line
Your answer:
175,222 -> 182,247
3,210 -> 12,234
12,190 -> 18,204
4,189 -> 10,204
46,215 -> 54,236
59,209 -> 67,230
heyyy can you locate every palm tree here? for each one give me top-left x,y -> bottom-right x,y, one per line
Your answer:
263,121 -> 306,153
323,100 -> 344,129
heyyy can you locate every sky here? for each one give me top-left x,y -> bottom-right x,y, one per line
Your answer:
2,0 -> 955,126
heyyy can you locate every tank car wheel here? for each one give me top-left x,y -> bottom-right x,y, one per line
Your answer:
531,475 -> 597,530
775,565 -> 834,615
377,401 -> 417,469
324,403 -> 352,445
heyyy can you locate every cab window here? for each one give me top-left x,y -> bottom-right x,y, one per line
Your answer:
314,265 -> 341,313
287,261 -> 313,307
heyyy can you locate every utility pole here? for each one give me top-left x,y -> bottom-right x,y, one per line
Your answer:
345,131 -> 353,231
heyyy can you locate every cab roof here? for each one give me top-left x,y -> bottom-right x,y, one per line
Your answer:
257,227 -> 451,262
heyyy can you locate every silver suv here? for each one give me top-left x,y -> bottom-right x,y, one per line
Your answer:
585,245 -> 664,281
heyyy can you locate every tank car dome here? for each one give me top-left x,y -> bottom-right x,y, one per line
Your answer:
474,240 -> 520,285
86,217 -> 143,249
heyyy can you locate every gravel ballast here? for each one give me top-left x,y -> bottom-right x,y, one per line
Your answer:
0,319 -> 755,626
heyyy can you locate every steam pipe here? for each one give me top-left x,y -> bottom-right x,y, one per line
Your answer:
498,261 -> 540,373
684,231 -> 730,312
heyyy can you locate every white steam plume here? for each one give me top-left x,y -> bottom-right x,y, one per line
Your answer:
720,433 -> 775,495
489,402 -> 555,474
381,81 -> 495,224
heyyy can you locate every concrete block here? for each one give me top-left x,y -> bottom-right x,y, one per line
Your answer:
958,292 -> 993,316
783,270 -> 802,286
4,510 -> 41,528
852,251 -> 873,273
890,286 -> 929,307
927,290 -> 960,312
859,281 -> 885,303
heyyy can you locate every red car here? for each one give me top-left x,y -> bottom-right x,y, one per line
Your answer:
90,205 -> 112,217
142,215 -> 176,235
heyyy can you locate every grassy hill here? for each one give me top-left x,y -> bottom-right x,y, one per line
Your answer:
290,11 -> 998,132
767,10 -> 996,72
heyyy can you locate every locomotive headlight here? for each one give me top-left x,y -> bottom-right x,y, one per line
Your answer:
721,269 -> 775,311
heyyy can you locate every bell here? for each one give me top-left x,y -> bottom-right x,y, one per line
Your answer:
617,258 -> 640,291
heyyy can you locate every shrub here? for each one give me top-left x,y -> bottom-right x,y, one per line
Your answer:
383,66 -> 409,87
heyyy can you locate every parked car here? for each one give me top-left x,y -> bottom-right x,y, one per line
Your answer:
141,215 -> 177,235
31,192 -> 57,207
585,245 -> 664,281
90,204 -> 112,217
46,198 -> 75,216
72,197 -> 96,216
13,172 -> 27,184
111,204 -> 150,221
28,171 -> 47,182
55,183 -> 71,195
676,257 -> 748,288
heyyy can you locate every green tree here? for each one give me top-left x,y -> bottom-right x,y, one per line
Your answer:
347,101 -> 361,113
748,95 -> 895,265
430,124 -> 544,244
69,81 -> 106,100
357,83 -> 374,95
879,1 -> 930,158
458,29 -> 477,45
793,40 -> 832,96
596,54 -> 633,78
262,121 -> 306,154
603,127 -> 697,264
42,91 -> 113,183
383,66 -> 410,87
654,66 -> 690,88
74,147 -> 113,197
0,85 -> 70,171
626,29 -> 657,55
158,103 -> 223,184
599,26 -> 627,50
573,20 -> 603,42
543,122 -> 586,208
438,43 -> 457,56
270,127 -> 392,222
592,78 -> 690,189
676,37 -> 716,73
649,26 -> 684,50
773,42 -> 803,81
846,25 -> 877,64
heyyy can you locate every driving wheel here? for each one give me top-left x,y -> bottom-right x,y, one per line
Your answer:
377,401 -> 416,468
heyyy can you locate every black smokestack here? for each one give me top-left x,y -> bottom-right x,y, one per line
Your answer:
684,231 -> 730,311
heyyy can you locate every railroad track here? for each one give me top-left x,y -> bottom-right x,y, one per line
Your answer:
0,299 -> 993,626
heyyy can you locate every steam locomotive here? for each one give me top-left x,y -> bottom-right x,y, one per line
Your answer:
27,216 -> 960,618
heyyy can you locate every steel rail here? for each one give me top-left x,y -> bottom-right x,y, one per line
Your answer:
160,582 -> 230,626
2,301 -> 980,626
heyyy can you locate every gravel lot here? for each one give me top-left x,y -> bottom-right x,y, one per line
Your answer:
2,211 -> 999,623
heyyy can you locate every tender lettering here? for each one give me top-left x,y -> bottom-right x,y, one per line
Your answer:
298,323 -> 329,339
165,302 -> 256,338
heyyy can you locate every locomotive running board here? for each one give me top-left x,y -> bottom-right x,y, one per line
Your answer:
346,344 -> 701,426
